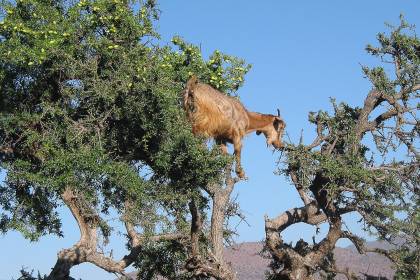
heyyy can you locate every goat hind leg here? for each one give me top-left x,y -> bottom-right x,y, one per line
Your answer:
215,138 -> 228,154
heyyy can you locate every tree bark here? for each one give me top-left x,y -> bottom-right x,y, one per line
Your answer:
47,188 -> 185,279
211,191 -> 229,262
186,168 -> 238,280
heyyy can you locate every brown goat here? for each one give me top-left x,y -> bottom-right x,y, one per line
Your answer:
183,76 -> 286,178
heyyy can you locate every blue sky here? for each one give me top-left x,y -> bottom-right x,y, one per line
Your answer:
1,1 -> 419,279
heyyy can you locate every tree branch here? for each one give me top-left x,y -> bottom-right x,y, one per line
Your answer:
342,230 -> 395,264
290,171 -> 312,205
48,188 -> 187,279
305,217 -> 343,266
324,265 -> 358,280
341,231 -> 365,254
307,119 -> 329,150
185,165 -> 238,280
265,202 -> 326,233
189,198 -> 202,257
400,83 -> 420,95
355,89 -> 384,139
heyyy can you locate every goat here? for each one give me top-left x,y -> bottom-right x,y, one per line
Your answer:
183,76 -> 286,178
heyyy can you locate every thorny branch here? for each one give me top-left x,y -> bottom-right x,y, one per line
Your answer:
47,187 -> 186,280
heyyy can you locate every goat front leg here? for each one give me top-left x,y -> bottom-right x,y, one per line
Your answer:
233,138 -> 245,179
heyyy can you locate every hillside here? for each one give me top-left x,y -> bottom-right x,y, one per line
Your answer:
225,241 -> 394,280
121,241 -> 395,280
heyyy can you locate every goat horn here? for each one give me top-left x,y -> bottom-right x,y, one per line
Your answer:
277,108 -> 281,117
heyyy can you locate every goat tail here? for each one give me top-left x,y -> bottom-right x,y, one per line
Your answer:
183,75 -> 199,113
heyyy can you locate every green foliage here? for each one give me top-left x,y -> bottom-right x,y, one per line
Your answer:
0,0 -> 249,260
283,101 -> 369,196
14,268 -> 49,280
170,36 -> 251,93
393,246 -> 419,280
134,240 -> 193,280
365,15 -> 420,92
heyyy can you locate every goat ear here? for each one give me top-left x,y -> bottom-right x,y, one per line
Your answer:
256,130 -> 262,135
273,118 -> 280,130
273,117 -> 285,130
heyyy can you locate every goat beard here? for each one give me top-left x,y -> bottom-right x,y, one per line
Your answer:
267,143 -> 277,152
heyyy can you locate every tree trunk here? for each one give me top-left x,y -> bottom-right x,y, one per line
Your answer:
211,191 -> 228,262
288,267 -> 313,280
48,247 -> 83,280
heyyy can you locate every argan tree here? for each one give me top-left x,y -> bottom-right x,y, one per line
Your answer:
0,0 -> 250,279
265,17 -> 419,280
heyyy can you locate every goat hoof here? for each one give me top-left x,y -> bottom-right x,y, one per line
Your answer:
236,170 -> 246,179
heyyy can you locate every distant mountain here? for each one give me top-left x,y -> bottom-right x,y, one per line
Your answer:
120,241 -> 395,280
225,242 -> 394,280
225,242 -> 269,280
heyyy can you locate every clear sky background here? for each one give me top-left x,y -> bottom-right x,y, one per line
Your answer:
1,1 -> 419,279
